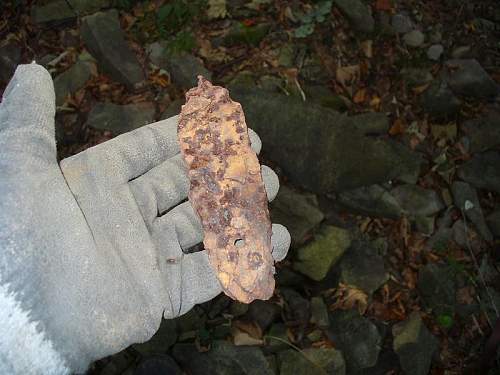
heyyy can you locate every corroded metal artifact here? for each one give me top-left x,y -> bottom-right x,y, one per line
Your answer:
178,76 -> 274,303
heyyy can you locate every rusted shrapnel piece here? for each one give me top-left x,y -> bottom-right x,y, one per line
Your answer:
178,76 -> 275,303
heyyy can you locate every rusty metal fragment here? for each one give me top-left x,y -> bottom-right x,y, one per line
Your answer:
178,76 -> 275,303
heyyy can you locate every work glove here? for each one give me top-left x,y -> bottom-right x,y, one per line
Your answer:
0,63 -> 290,373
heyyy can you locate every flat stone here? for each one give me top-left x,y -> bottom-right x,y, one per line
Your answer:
244,300 -> 281,332
278,348 -> 346,375
421,79 -> 461,117
328,309 -> 382,372
418,263 -> 456,315
310,297 -> 330,328
132,319 -> 177,356
134,355 -> 182,375
445,59 -> 499,98
391,13 -> 413,34
393,312 -> 439,375
451,181 -> 493,242
293,225 -> 351,281
427,44 -> 444,61
486,210 -> 500,238
460,112 -> 500,153
172,341 -> 273,375
391,184 -> 444,217
87,102 -> 155,134
457,151 -> 500,194
53,59 -> 93,106
0,42 -> 22,84
230,87 -> 423,194
348,112 -> 391,135
403,30 -> 425,47
339,240 -> 388,294
332,0 -> 375,33
337,184 -> 403,219
31,0 -> 110,24
401,68 -> 434,86
81,10 -> 144,88
167,53 -> 212,90
270,185 -> 324,246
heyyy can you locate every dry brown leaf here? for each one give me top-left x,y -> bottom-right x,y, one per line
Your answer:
336,65 -> 360,88
353,88 -> 366,104
360,40 -> 373,58
375,0 -> 392,11
330,283 -> 368,314
413,83 -> 430,95
370,95 -> 381,110
207,0 -> 228,19
389,118 -> 406,135
232,320 -> 264,346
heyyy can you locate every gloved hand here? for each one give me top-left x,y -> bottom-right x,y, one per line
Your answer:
0,63 -> 290,373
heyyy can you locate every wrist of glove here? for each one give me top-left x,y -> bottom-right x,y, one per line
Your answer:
0,63 -> 290,373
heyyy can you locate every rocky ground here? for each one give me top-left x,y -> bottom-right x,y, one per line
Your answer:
1,0 -> 500,374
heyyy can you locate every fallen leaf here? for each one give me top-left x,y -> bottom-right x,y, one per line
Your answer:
360,40 -> 373,58
389,118 -> 406,135
330,283 -> 368,314
336,65 -> 360,88
370,95 -> 381,110
231,320 -> 264,346
353,88 -> 366,103
207,0 -> 228,19
375,0 -> 392,11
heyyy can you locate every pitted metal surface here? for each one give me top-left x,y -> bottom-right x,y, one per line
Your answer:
178,76 -> 274,303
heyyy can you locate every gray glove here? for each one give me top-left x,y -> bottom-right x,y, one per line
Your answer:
0,63 -> 290,373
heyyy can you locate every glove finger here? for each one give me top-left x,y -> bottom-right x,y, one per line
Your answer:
135,161 -> 278,229
155,195 -> 289,260
85,116 -> 180,183
178,251 -> 222,315
0,63 -> 57,165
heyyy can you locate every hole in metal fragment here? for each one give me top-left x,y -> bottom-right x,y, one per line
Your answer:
234,239 -> 245,247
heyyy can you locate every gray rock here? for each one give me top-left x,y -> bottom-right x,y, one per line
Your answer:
487,210 -> 500,238
244,300 -> 281,332
146,41 -> 169,67
87,102 -> 155,134
348,112 -> 390,135
230,87 -> 423,193
81,10 -> 144,88
445,59 -> 499,98
337,184 -> 403,219
457,151 -> 500,194
270,185 -> 324,246
259,75 -> 283,92
293,225 -> 351,281
310,297 -> 330,328
281,288 -> 311,334
134,356 -> 182,375
418,263 -> 456,315
265,323 -> 289,352
32,0 -> 110,24
391,184 -> 444,217
328,310 -> 382,372
427,44 -> 444,61
451,181 -> 493,242
403,30 -> 425,47
415,215 -> 435,236
278,348 -> 346,375
160,99 -> 184,120
53,59 -> 93,106
167,53 -> 212,90
451,219 -> 467,247
391,14 -> 413,34
339,240 -> 388,294
332,0 -> 375,33
460,112 -> 500,153
392,312 -> 439,375
132,319 -> 177,356
0,42 -> 22,83
421,79 -> 461,117
172,341 -> 273,375
451,46 -> 472,59
401,68 -> 434,86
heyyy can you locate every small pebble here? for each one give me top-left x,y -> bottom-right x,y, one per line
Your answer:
427,44 -> 444,61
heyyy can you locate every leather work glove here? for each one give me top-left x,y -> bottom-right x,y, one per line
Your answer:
0,63 -> 290,374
